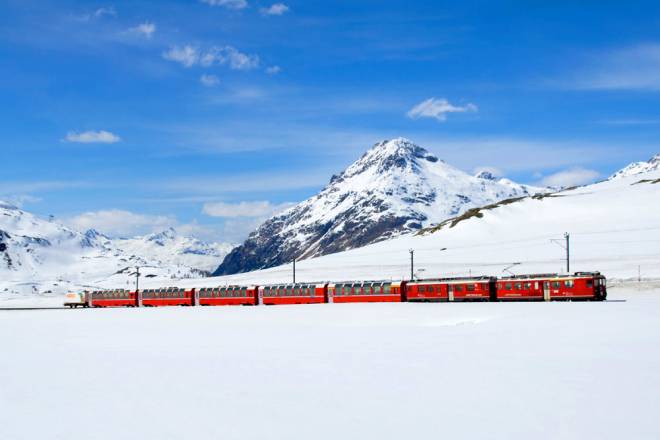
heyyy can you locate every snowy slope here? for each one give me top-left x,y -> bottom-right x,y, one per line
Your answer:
154,167 -> 660,291
609,153 -> 660,179
0,203 -> 232,298
215,138 -> 542,275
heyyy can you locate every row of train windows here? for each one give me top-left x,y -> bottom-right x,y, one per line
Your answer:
417,284 -> 481,293
500,280 -> 575,290
200,289 -> 249,298
143,291 -> 185,298
263,287 -> 313,296
93,291 -> 128,298
335,285 -> 391,295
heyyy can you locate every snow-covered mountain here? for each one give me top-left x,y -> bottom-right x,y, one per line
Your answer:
609,154 -> 660,180
0,202 -> 233,297
116,228 -> 234,273
214,137 -> 543,275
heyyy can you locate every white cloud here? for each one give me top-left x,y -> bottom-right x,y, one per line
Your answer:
266,65 -> 281,75
128,22 -> 156,39
94,7 -> 116,18
567,43 -> 660,91
200,0 -> 248,10
407,98 -> 477,122
202,201 -> 294,218
200,74 -> 220,87
539,168 -> 600,188
162,45 -> 199,68
260,3 -> 289,16
64,130 -> 121,144
66,210 -> 176,238
163,45 -> 259,70
201,46 -> 260,70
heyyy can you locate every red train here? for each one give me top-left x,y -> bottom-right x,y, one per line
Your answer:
66,272 -> 607,308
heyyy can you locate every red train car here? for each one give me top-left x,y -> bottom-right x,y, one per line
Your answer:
90,289 -> 138,307
497,272 -> 607,301
141,287 -> 194,307
407,277 -> 495,302
197,285 -> 258,306
328,281 -> 404,303
259,283 -> 327,305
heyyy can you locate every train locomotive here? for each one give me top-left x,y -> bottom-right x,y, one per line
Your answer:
65,272 -> 607,308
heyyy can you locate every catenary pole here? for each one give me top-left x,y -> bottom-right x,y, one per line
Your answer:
565,232 -> 570,273
293,258 -> 296,284
409,249 -> 414,281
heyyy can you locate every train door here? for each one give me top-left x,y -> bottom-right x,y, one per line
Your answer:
543,282 -> 551,301
448,284 -> 454,302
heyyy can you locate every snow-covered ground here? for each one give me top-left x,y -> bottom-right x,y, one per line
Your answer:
1,283 -> 658,440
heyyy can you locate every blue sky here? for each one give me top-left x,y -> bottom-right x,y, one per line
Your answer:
2,0 -> 660,242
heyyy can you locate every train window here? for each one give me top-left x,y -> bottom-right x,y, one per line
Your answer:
552,281 -> 561,289
514,283 -> 522,290
564,280 -> 574,288
467,284 -> 475,291
383,284 -> 391,294
524,282 -> 532,289
587,280 -> 593,288
455,285 -> 463,292
505,283 -> 512,290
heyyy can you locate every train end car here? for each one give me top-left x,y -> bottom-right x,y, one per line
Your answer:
497,272 -> 606,301
328,280 -> 404,303
197,285 -> 259,306
63,291 -> 89,308
259,283 -> 327,305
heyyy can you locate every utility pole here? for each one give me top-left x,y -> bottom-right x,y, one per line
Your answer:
135,266 -> 141,292
551,233 -> 570,273
293,258 -> 296,284
638,265 -> 641,283
409,249 -> 414,281
565,232 -> 570,273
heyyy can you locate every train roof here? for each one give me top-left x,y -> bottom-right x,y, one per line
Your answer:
409,276 -> 495,283
499,272 -> 603,280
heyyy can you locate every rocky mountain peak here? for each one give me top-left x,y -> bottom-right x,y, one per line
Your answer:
0,201 -> 20,211
609,153 -> 660,180
147,227 -> 178,245
475,170 -> 498,180
214,137 -> 543,276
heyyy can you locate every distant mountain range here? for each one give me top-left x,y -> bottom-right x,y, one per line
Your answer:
0,203 -> 233,297
214,138 -> 544,275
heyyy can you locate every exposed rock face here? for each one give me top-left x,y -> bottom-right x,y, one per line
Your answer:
214,138 -> 542,275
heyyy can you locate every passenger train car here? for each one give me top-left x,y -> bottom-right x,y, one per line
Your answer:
66,272 -> 607,308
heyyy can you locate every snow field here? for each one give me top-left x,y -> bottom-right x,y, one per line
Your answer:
1,284 -> 659,440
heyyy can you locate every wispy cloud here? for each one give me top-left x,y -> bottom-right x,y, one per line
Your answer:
266,65 -> 281,75
200,0 -> 248,10
407,98 -> 477,122
64,130 -> 121,144
77,7 -> 117,22
163,45 -> 259,70
567,43 -> 660,91
127,22 -> 156,39
539,168 -> 600,188
202,200 -> 294,217
260,3 -> 289,16
200,74 -> 220,87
